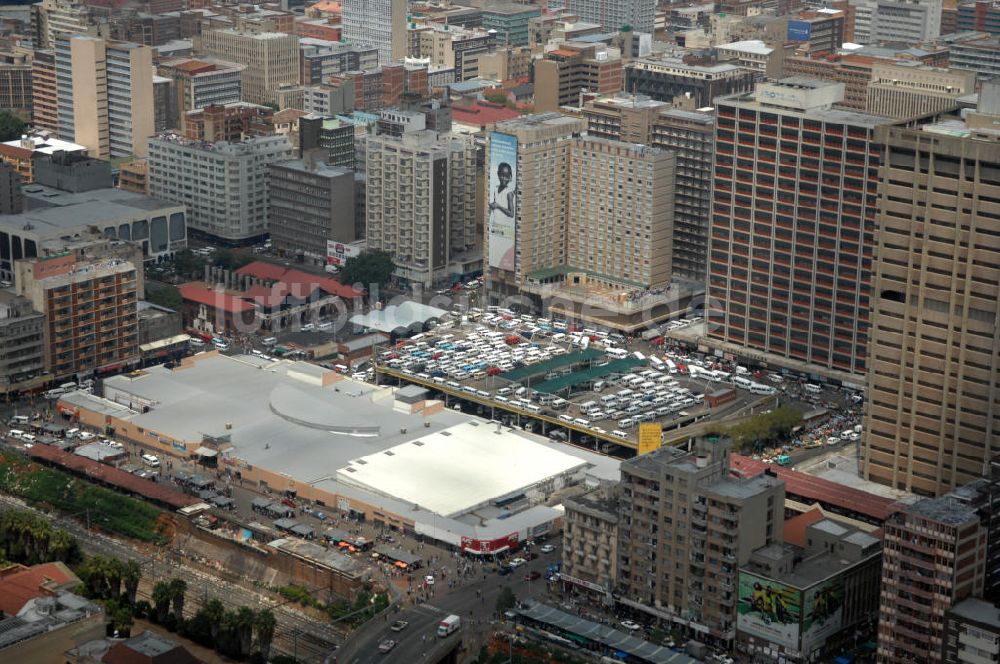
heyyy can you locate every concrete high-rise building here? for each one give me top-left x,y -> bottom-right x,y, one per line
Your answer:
562,487 -> 619,600
299,116 -> 356,168
340,0 -> 406,65
300,40 -> 379,85
32,0 -> 99,49
566,138 -> 674,288
877,494 -> 987,664
870,0 -> 944,42
15,253 -> 140,379
0,291 -> 45,392
484,114 -> 584,297
482,4 -> 542,47
268,156 -> 356,260
624,58 -> 757,107
0,51 -> 32,118
958,0 -> 1000,34
534,43 -> 623,113
567,0 -> 655,33
157,58 -> 244,120
866,62 -> 975,119
199,29 -> 299,105
0,162 -> 22,215
617,436 -> 784,648
147,133 -> 293,243
31,50 -> 58,135
709,79 -> 895,379
365,131 -> 478,289
944,599 -> 1000,664
55,35 -> 155,159
407,23 -> 494,82
863,98 -> 1000,496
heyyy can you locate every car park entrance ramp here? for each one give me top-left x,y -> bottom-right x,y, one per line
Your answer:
531,357 -> 643,394
500,348 -> 603,384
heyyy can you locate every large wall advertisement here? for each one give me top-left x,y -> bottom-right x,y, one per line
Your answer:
737,571 -> 802,650
801,577 -> 845,651
487,132 -> 517,271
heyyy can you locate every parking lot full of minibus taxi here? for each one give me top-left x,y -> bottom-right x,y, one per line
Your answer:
373,307 -> 767,447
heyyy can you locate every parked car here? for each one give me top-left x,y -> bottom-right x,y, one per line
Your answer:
621,620 -> 641,631
390,620 -> 408,632
540,544 -> 555,554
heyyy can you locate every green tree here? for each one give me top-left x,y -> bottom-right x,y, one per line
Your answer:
0,110 -> 25,142
145,284 -> 183,311
495,586 -> 516,615
169,578 -> 187,623
172,249 -> 207,279
105,599 -> 134,638
484,91 -> 509,105
213,249 -> 252,271
152,581 -> 172,623
235,606 -> 256,657
204,598 -> 225,641
728,405 -> 802,452
122,560 -> 141,607
338,249 -> 394,288
254,608 -> 277,661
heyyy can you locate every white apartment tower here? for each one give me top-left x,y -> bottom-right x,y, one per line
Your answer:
147,133 -> 293,243
341,0 -> 407,65
365,130 -> 478,289
567,0 -> 656,34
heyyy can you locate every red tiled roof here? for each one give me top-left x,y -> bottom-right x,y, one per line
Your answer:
28,444 -> 199,510
730,455 -> 899,522
178,284 -> 255,314
451,101 -> 524,127
102,632 -> 201,664
782,506 -> 826,547
236,261 -> 362,299
0,143 -> 32,159
0,562 -> 78,615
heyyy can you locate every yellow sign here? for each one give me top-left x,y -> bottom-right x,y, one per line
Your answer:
638,423 -> 662,455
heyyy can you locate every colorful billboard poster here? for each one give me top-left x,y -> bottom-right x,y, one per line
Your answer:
737,571 -> 802,650
327,240 -> 361,267
802,577 -> 844,650
487,132 -> 517,270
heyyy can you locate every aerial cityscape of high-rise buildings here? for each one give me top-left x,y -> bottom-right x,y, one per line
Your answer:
2,0 -> 1000,662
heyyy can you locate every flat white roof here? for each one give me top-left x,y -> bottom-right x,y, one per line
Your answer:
336,420 -> 588,517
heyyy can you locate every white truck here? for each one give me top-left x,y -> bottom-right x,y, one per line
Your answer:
437,614 -> 461,637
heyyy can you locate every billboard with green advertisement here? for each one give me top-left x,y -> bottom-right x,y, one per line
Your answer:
801,577 -> 845,650
737,571 -> 802,650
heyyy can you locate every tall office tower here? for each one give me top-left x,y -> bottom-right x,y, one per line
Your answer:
0,292 -> 45,391
870,0 -> 944,42
624,58 -> 757,107
617,436 -> 784,647
863,94 -> 1000,496
877,494 -> 986,664
566,138 -> 675,288
299,116 -> 356,168
709,79 -> 894,378
269,156 -> 356,260
15,254 -> 139,379
484,114 -> 585,299
566,0 -> 656,33
652,109 -> 715,283
55,35 -> 155,159
32,0 -> 98,49
365,131 -> 477,289
147,133 -> 293,244
340,0 -> 406,65
0,51 -> 32,118
534,43 -> 623,113
199,29 -> 299,105
31,50 -> 58,134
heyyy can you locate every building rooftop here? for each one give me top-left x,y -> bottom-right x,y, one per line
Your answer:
950,597 -> 1000,628
717,39 -> 773,55
905,494 -> 980,526
629,56 -> 745,75
272,157 -> 352,177
0,562 -> 78,616
2,135 -> 87,155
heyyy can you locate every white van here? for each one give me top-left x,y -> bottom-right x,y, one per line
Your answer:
141,454 -> 160,467
262,336 -> 278,346
8,429 -> 24,439
10,415 -> 28,425
618,418 -> 635,429
750,383 -> 777,395
600,394 -> 618,406
189,338 -> 205,348
592,380 -> 606,392
733,376 -> 754,390
66,428 -> 80,439
804,383 -> 823,394
43,388 -> 66,400
606,348 -> 628,359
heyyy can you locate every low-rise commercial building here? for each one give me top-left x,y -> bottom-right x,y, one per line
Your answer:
736,519 -> 881,662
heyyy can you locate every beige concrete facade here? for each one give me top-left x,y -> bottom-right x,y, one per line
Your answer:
199,29 -> 299,105
616,438 -> 784,647
866,62 -> 975,119
534,42 -> 622,113
567,138 -> 674,288
863,120 -> 1000,497
562,487 -> 618,596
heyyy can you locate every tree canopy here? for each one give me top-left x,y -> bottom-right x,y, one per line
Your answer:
0,111 -> 25,142
338,249 -> 395,288
727,405 -> 802,452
